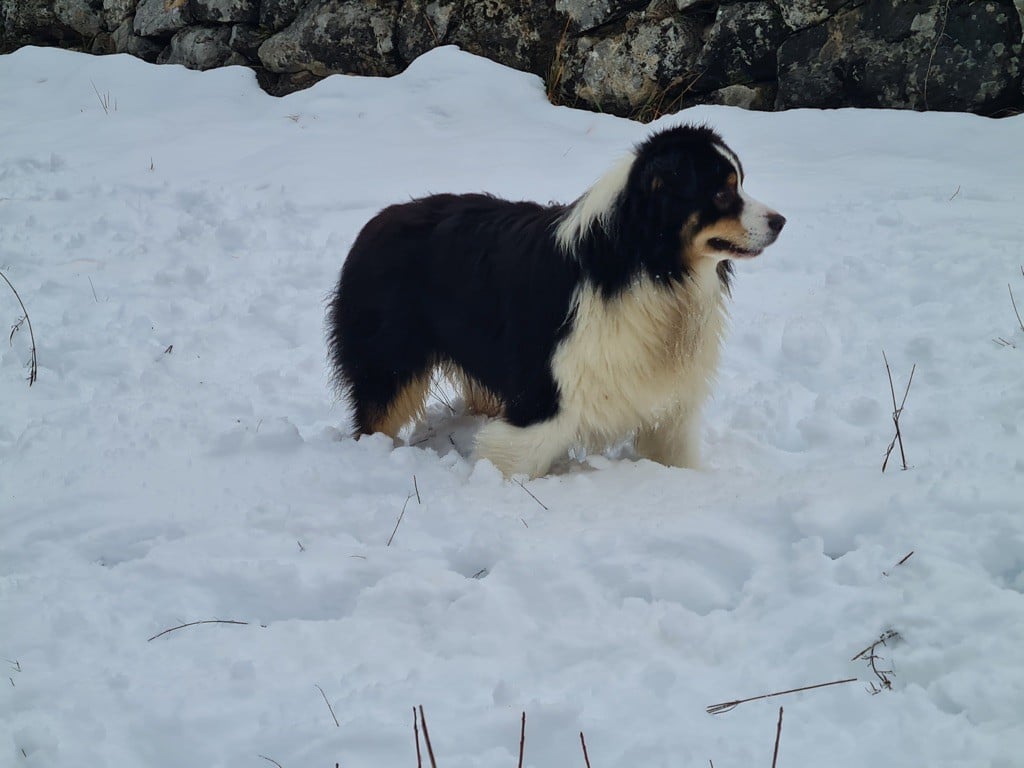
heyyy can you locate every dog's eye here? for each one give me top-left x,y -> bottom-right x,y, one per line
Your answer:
713,189 -> 734,209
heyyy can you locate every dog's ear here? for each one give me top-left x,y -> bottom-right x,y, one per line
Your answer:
642,154 -> 696,199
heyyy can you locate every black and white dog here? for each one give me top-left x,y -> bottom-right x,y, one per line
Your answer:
327,125 -> 785,477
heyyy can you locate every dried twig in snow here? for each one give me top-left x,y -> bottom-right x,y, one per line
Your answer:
147,619 -> 249,642
1,270 -> 38,386
316,684 -> 340,727
706,677 -> 858,715
771,707 -> 784,768
881,351 -> 915,472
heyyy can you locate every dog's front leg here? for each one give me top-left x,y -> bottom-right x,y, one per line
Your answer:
635,406 -> 702,469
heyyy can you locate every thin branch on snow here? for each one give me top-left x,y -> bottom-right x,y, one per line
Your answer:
316,684 -> 340,727
851,629 -> 900,662
90,80 -> 116,114
881,351 -> 915,473
147,619 -> 249,642
1,270 -> 38,386
517,711 -> 526,768
706,677 -> 858,715
257,755 -> 283,768
385,493 -> 413,548
413,707 -> 423,768
580,732 -> 592,768
1009,283 -> 1024,333
882,550 -> 914,577
417,706 -> 438,768
852,630 -> 900,694
513,478 -> 549,511
771,707 -> 784,768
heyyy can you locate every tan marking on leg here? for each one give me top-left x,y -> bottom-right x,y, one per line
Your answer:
365,373 -> 431,438
449,367 -> 505,417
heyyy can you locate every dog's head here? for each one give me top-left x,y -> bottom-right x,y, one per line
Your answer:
632,125 -> 785,269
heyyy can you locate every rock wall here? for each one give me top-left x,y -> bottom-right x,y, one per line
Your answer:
3,0 -> 1022,117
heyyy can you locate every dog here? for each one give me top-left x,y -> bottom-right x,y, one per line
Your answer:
327,124 -> 785,477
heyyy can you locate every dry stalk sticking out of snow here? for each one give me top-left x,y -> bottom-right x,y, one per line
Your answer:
706,677 -> 858,715
147,618 -> 250,642
771,706 -> 784,768
316,684 -> 340,727
1,269 -> 38,386
387,476 -> 422,546
579,731 -> 592,768
881,351 -> 915,473
852,630 -> 901,694
1009,272 -> 1024,333
412,708 -> 602,768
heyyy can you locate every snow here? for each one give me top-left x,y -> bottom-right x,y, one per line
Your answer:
2,45 -> 1023,768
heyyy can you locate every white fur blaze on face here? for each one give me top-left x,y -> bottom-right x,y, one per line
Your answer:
736,187 -> 784,253
709,142 -> 785,260
555,152 -> 636,254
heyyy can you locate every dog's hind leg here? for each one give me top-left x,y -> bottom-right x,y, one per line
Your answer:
449,367 -> 504,418
362,373 -> 432,439
347,368 -> 432,440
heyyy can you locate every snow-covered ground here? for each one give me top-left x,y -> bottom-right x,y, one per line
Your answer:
2,45 -> 1023,768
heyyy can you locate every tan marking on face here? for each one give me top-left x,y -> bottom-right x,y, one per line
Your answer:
725,172 -> 738,189
678,212 -> 703,270
682,216 -> 752,265
691,217 -> 751,261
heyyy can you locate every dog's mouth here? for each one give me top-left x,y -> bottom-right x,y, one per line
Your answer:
707,237 -> 763,258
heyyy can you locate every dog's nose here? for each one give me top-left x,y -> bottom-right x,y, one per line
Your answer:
767,212 -> 786,234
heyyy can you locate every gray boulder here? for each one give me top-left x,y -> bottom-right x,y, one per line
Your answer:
777,0 -> 1023,112
556,11 -> 701,117
228,23 -> 267,58
102,0 -> 137,31
446,0 -> 560,75
553,0 -> 646,32
775,0 -> 848,32
161,25 -> 243,69
258,0 -> 304,29
258,0 -> 400,76
111,18 -> 165,59
192,0 -> 258,24
2,0 -> 79,49
693,2 -> 785,93
133,0 -> 191,38
396,1 -> 558,74
395,1 -> 456,64
54,0 -> 104,38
